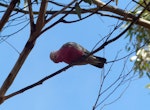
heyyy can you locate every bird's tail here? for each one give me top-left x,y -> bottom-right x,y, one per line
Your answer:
90,56 -> 106,68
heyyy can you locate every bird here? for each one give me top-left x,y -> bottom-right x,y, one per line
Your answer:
50,42 -> 106,68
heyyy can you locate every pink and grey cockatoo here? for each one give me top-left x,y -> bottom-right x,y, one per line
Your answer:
50,42 -> 106,68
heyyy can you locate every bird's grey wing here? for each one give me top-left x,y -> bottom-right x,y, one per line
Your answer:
62,42 -> 90,53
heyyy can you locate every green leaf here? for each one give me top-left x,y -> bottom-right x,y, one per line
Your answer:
24,0 -> 28,10
17,0 -> 21,7
75,2 -> 81,19
83,0 -> 92,5
115,0 -> 118,5
145,84 -> 150,89
35,0 -> 38,4
146,72 -> 150,79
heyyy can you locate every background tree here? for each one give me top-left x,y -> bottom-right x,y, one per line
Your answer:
0,0 -> 150,110
127,0 -> 150,77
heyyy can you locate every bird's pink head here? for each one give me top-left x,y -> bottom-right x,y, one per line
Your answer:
50,51 -> 59,63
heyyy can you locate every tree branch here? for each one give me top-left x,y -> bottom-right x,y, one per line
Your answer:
45,0 -> 76,24
92,0 -> 150,29
4,64 -> 73,102
0,0 -> 19,31
27,0 -> 35,33
91,1 -> 150,56
0,0 -> 49,104
0,37 -> 35,104
36,0 -> 48,32
0,1 -> 150,29
40,0 -> 77,36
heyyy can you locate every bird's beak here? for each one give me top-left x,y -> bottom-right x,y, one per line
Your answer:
50,51 -> 55,60
50,51 -> 59,63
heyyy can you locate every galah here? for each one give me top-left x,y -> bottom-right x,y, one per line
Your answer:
50,42 -> 106,68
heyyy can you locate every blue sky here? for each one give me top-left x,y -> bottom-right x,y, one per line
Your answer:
0,0 -> 150,110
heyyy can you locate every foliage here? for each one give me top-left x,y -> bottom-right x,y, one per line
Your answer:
75,2 -> 82,19
126,0 -> 150,78
130,46 -> 150,78
83,0 -> 92,5
75,0 -> 92,19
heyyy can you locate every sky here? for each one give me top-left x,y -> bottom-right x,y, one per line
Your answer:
0,0 -> 150,110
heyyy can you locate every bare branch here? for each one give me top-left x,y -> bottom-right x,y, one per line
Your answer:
0,37 -> 35,104
27,0 -> 35,32
91,1 -> 150,56
0,0 -> 19,31
100,78 -> 131,110
48,1 -> 71,8
93,51 -> 121,109
4,64 -> 73,101
40,0 -> 77,36
0,0 -> 48,104
45,0 -> 77,24
93,0 -> 150,29
93,57 -> 134,110
36,0 -> 48,31
0,1 -> 150,29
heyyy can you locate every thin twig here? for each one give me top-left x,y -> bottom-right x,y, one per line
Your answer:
93,50 -> 121,110
100,80 -> 131,110
0,0 -> 48,104
91,2 -> 150,56
0,0 -> 20,31
4,64 -> 73,101
27,0 -> 35,33
0,1 -> 150,29
95,61 -> 133,109
36,0 -> 48,32
45,0 -> 77,24
40,0 -> 78,36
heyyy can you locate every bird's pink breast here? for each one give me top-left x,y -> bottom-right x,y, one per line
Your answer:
58,46 -> 83,64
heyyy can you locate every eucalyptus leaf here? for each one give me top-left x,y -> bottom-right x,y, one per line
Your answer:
145,84 -> 150,89
125,0 -> 150,78
115,0 -> 118,5
75,2 -> 82,19
83,0 -> 92,5
16,0 -> 21,7
35,0 -> 38,4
